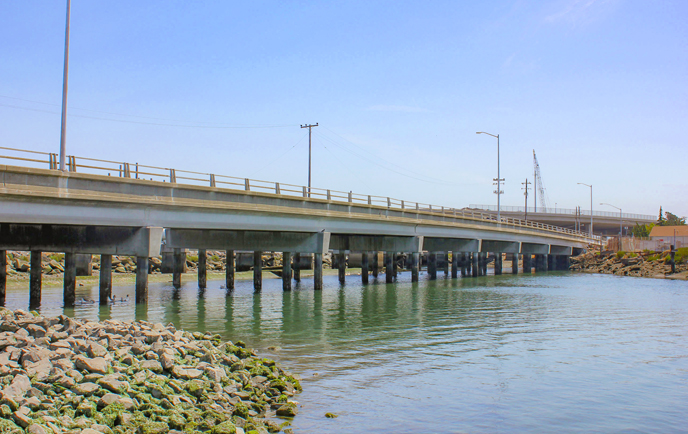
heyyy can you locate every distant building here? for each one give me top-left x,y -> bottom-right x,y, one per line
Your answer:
649,226 -> 688,248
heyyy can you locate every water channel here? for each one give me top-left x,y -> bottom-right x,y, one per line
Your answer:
4,271 -> 687,433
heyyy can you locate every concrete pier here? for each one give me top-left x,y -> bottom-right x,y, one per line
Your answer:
512,253 -> 519,274
293,253 -> 301,282
523,254 -> 532,273
472,253 -> 478,277
282,252 -> 292,291
494,253 -> 502,275
99,254 -> 112,305
29,251 -> 42,308
76,254 -> 93,277
393,253 -> 398,279
361,252 -> 369,284
372,251 -> 379,278
428,252 -> 437,280
451,251 -> 458,278
411,252 -> 419,282
483,253 -> 489,276
385,252 -> 394,283
225,250 -> 235,292
443,252 -> 449,276
64,252 -> 76,307
135,256 -> 149,303
461,253 -> 467,277
253,251 -> 262,291
0,250 -> 6,306
173,248 -> 184,289
338,252 -> 346,284
314,253 -> 323,290
547,254 -> 555,271
198,249 -> 207,289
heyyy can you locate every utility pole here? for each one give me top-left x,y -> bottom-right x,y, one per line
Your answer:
521,178 -> 530,222
59,0 -> 71,171
300,123 -> 318,197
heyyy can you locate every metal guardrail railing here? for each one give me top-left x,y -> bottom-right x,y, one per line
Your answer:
469,204 -> 655,221
0,146 -> 602,245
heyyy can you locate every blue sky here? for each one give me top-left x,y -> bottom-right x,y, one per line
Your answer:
1,0 -> 686,218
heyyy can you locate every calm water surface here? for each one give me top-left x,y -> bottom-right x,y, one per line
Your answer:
5,271 -> 688,433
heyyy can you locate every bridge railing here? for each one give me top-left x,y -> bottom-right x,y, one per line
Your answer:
0,146 -> 602,245
469,204 -> 655,221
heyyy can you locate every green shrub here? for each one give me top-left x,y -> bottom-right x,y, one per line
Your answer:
187,255 -> 199,262
616,251 -> 626,259
629,252 -> 638,258
647,255 -> 658,262
643,249 -> 655,254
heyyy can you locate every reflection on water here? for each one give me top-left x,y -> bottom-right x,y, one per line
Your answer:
4,272 -> 688,433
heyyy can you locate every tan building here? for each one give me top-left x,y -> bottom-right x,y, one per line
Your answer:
649,226 -> 688,248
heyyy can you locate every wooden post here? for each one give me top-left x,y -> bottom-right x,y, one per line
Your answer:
481,253 -> 488,276
198,249 -> 207,289
428,252 -> 437,280
411,252 -> 419,282
135,256 -> 149,304
494,253 -> 502,275
30,251 -> 43,308
293,253 -> 301,282
282,252 -> 292,291
512,253 -> 519,274
99,254 -> 112,305
314,253 -> 323,290
472,253 -> 479,277
461,253 -> 468,277
253,251 -> 262,291
385,252 -> 394,283
443,251 -> 449,275
361,252 -> 369,284
451,251 -> 458,278
338,252 -> 346,284
0,250 -> 6,306
173,248 -> 184,289
225,250 -> 235,292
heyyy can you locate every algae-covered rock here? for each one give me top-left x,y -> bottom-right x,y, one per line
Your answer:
0,419 -> 23,434
324,412 -> 338,418
137,421 -> 169,434
275,403 -> 297,417
210,421 -> 237,434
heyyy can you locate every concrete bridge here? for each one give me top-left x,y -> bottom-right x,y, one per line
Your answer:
0,147 -> 599,308
469,204 -> 656,235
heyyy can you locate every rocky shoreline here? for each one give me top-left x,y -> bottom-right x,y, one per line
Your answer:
0,309 -> 301,434
570,250 -> 687,279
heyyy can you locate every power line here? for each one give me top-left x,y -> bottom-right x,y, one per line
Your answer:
248,132 -> 309,178
0,102 -> 295,129
313,129 -> 455,185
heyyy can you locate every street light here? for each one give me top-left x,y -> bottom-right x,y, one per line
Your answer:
600,202 -> 623,250
476,132 -> 503,222
577,183 -> 593,236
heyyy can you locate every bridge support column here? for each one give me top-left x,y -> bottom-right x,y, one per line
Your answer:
461,253 -> 467,277
451,251 -> 458,278
361,252 -> 369,284
385,252 -> 394,283
198,249 -> 207,289
30,251 -> 42,309
372,252 -> 379,278
337,252 -> 346,284
393,253 -> 398,279
314,253 -> 323,290
411,252 -> 419,282
282,252 -> 292,291
547,254 -> 555,271
293,253 -> 301,282
533,254 -> 543,272
483,253 -> 489,276
63,252 -> 76,307
0,250 -> 5,306
494,253 -> 502,275
225,250 -> 234,292
99,254 -> 112,305
136,256 -> 149,303
173,248 -> 185,289
443,252 -> 449,276
428,252 -> 437,280
472,253 -> 478,277
253,251 -> 263,291
555,255 -> 570,271
523,254 -> 532,273
512,253 -> 519,274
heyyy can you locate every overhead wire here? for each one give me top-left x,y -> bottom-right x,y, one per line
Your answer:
0,96 -> 296,129
247,132 -> 309,178
313,129 -> 456,185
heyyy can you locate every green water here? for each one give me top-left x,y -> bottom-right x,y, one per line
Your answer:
5,271 -> 688,433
